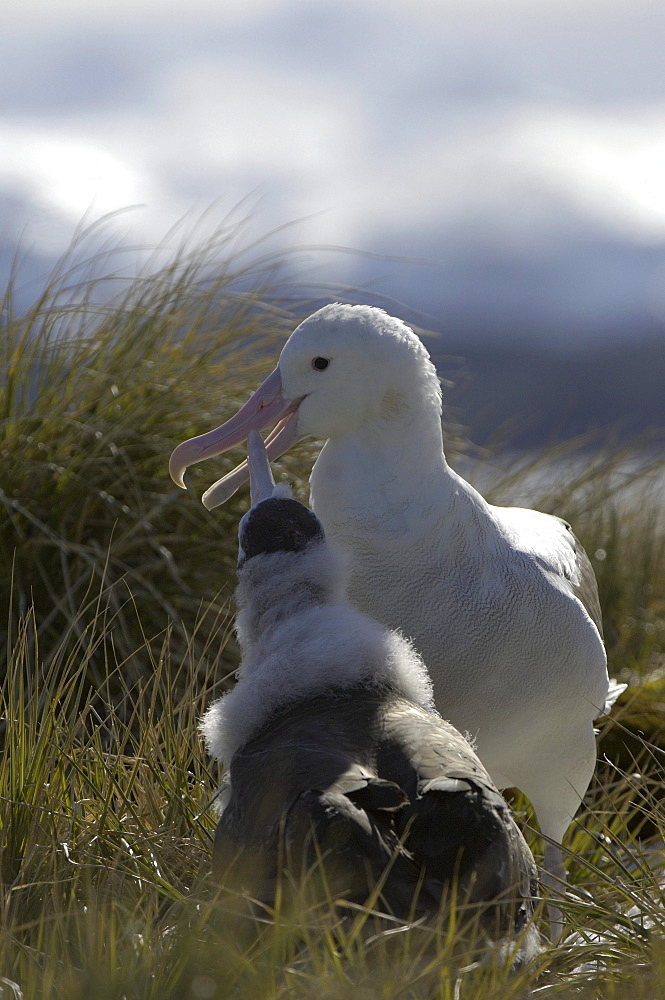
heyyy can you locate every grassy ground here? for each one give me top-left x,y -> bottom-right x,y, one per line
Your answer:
1,229 -> 664,998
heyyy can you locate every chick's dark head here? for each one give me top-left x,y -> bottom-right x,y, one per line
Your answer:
238,497 -> 325,568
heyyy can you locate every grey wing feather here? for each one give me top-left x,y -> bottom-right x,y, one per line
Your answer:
211,685 -> 539,956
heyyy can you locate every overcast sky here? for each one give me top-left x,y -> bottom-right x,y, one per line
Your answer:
3,0 -> 665,344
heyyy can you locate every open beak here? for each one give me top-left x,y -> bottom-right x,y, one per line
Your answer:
168,367 -> 305,509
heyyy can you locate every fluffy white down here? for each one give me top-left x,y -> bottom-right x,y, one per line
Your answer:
201,542 -> 434,768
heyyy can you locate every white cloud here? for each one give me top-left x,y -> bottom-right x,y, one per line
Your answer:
0,125 -> 161,249
3,0 -> 665,336
514,109 -> 665,241
11,0 -> 280,28
1,130 -> 140,216
5,92 -> 665,266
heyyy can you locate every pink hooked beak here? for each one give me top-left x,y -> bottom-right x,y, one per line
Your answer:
168,367 -> 305,509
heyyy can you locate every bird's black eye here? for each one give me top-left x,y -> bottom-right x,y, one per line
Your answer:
312,356 -> 329,371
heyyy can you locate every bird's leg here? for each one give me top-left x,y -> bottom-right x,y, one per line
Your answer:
521,734 -> 597,941
542,842 -> 567,940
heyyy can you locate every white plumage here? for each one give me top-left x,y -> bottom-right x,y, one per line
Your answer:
171,303 -> 624,885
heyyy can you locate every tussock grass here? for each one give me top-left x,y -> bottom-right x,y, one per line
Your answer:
0,216 -> 308,694
1,584 -> 665,999
2,223 -> 665,997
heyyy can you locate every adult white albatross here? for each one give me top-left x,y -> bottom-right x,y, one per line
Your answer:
203,429 -> 539,959
172,302 -> 624,891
